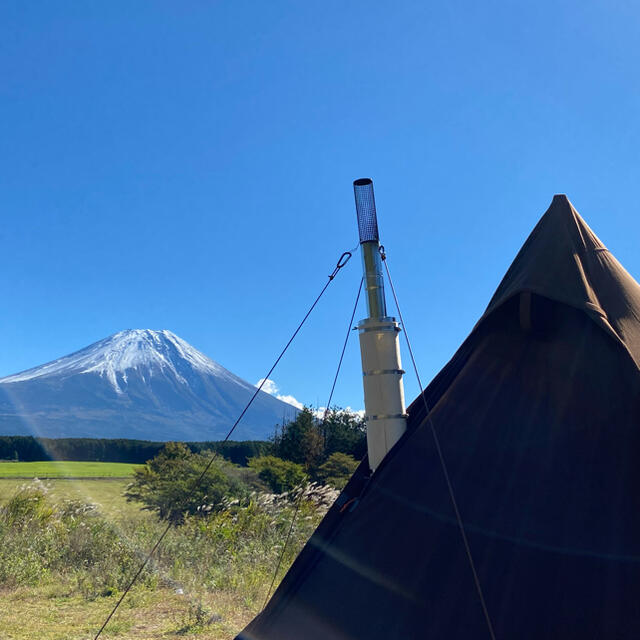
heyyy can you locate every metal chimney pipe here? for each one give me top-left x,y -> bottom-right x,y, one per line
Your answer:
353,178 -> 407,472
353,178 -> 387,319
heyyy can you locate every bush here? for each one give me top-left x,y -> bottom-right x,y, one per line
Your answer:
247,456 -> 307,493
2,481 -> 53,527
124,442 -> 251,523
316,452 -> 359,489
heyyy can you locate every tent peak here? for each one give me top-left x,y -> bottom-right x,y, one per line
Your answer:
545,193 -> 581,226
484,194 -> 640,369
549,193 -> 574,212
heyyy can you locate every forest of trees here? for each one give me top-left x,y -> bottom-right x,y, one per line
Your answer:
0,435 -> 270,466
0,407 -> 366,473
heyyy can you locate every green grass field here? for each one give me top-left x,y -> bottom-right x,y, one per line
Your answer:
0,477 -> 143,521
0,462 -> 143,521
0,460 -> 141,478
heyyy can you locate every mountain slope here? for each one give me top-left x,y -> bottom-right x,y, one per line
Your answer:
0,330 -> 298,441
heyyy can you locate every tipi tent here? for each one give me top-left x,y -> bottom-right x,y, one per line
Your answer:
239,195 -> 640,639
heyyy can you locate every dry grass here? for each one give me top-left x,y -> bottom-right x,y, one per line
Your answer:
0,480 -> 337,639
0,585 -> 257,639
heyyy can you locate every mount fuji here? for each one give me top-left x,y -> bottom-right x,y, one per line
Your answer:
0,330 -> 299,441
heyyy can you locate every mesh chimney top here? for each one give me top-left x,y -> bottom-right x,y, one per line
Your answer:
353,178 -> 379,243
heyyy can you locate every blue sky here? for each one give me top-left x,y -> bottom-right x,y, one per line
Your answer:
1,1 -> 639,412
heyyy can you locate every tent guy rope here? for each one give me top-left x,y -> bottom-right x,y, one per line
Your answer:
93,248 -> 356,640
261,276 -> 364,610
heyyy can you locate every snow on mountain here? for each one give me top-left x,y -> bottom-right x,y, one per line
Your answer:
0,330 -> 298,441
1,330 -> 237,392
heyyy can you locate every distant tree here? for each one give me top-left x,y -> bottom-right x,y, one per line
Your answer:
247,456 -> 307,493
124,442 -> 247,523
322,409 -> 366,460
316,452 -> 359,489
271,407 -> 367,477
272,407 -> 324,470
193,440 -> 272,466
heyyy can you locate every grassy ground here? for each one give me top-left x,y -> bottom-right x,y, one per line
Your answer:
0,462 -> 143,521
0,478 -> 259,639
0,472 -> 332,640
0,585 -> 255,639
0,477 -> 142,521
0,461 -> 141,478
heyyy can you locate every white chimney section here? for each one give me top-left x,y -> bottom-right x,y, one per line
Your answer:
353,178 -> 408,472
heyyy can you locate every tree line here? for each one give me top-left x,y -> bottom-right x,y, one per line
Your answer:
0,435 -> 270,466
0,407 -> 366,472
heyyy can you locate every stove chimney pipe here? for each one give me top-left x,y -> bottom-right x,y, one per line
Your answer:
353,178 -> 407,472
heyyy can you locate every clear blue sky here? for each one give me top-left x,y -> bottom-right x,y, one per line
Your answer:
1,1 -> 639,412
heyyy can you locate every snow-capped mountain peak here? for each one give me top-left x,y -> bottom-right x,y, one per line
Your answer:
0,329 -> 234,394
0,329 -> 298,441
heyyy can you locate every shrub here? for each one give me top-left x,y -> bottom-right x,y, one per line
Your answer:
316,452 -> 359,489
2,480 -> 53,526
247,456 -> 307,493
124,442 -> 250,523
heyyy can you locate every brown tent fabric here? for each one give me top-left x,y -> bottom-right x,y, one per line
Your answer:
238,195 -> 640,639
484,194 -> 640,367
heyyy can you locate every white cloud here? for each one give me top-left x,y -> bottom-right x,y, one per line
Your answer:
256,378 -> 364,416
314,406 -> 366,420
345,407 -> 366,419
274,394 -> 304,410
256,378 -> 304,410
256,378 -> 279,395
